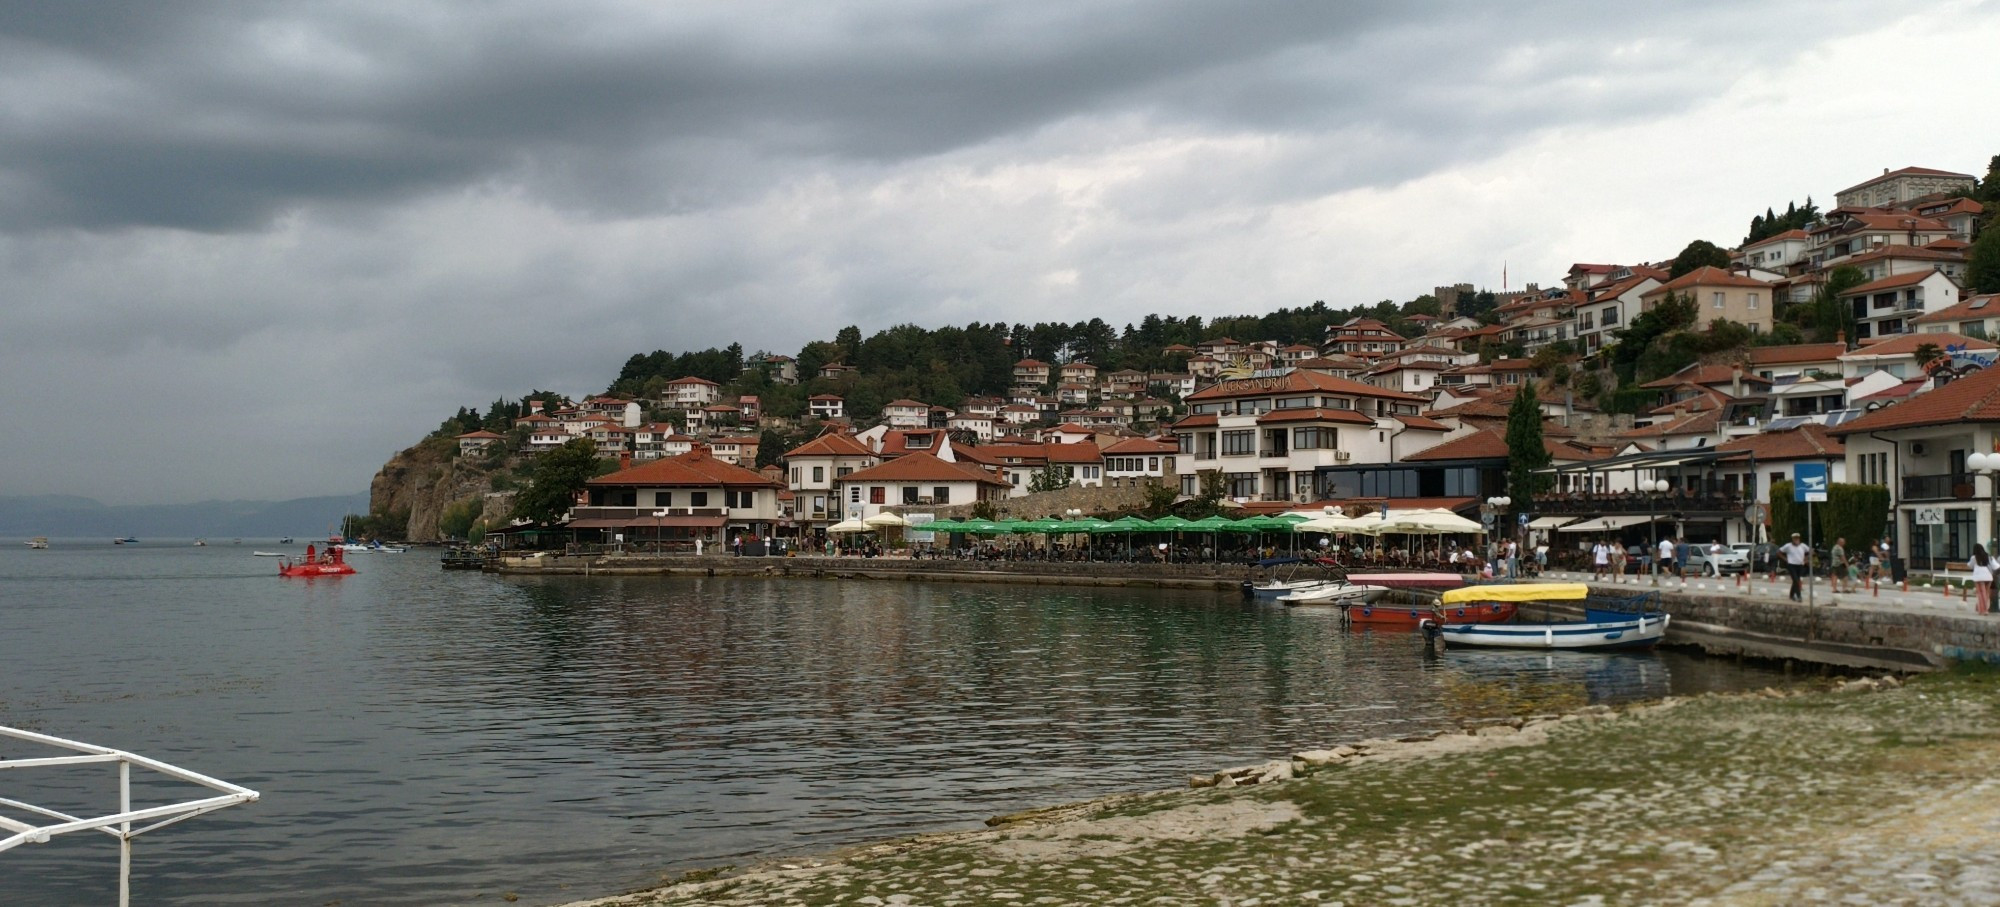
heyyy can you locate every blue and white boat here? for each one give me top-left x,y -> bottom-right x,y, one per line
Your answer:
1422,584 -> 1669,651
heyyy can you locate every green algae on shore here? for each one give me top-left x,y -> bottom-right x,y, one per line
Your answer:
571,668 -> 2000,906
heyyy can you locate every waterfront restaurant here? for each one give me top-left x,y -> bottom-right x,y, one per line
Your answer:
573,446 -> 786,551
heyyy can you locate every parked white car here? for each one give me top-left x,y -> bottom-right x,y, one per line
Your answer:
1687,543 -> 1750,576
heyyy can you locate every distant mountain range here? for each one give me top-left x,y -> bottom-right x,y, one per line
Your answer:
0,493 -> 369,538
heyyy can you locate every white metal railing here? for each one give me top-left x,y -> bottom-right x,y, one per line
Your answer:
1,726 -> 260,907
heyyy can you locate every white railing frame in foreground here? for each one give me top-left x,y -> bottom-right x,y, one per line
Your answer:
0,725 -> 260,907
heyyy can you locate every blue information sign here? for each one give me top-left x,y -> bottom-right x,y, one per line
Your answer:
1793,462 -> 1829,503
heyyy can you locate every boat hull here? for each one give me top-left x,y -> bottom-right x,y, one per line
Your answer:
1279,584 -> 1389,606
1349,601 -> 1517,628
278,563 -> 356,577
1436,613 -> 1669,651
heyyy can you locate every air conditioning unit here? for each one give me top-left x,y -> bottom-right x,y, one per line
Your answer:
1911,442 -> 1928,456
1295,492 -> 1311,504
1334,451 -> 1352,461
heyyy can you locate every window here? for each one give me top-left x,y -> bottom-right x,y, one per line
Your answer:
1147,457 -> 1160,471
813,466 -> 825,483
691,491 -> 709,507
1276,396 -> 1313,409
1181,474 -> 1198,496
849,486 -> 861,503
1602,307 -> 1619,326
1083,466 -> 1099,479
1221,431 -> 1255,456
1713,292 -> 1726,309
869,486 -> 886,504
933,486 -> 951,503
654,491 -> 673,507
1226,473 -> 1258,498
732,490 -> 756,509
907,435 -> 932,448
1748,292 -> 1760,310
1292,426 -> 1338,450
836,466 -> 853,478
790,467 -> 800,485
902,486 -> 920,504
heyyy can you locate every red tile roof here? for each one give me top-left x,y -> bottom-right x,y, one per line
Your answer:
1914,294 -> 2000,326
1102,438 -> 1179,455
668,376 -> 719,386
1844,332 -> 1994,358
1745,343 -> 1849,366
1617,407 -> 1724,439
835,452 -> 1010,487
1648,266 -> 1774,293
784,432 -> 875,458
1045,442 -> 1104,464
589,448 -> 783,488
1640,363 -> 1772,389
457,430 -> 505,439
1713,424 -> 1843,461
1740,229 -> 1810,249
1170,413 -> 1219,428
1838,269 -> 1959,296
1254,408 -> 1377,426
1830,364 -> 2000,435
1405,430 -> 1509,461
1396,415 -> 1451,431
1185,369 -> 1423,402
1842,244 -> 1968,267
1836,166 -> 1977,196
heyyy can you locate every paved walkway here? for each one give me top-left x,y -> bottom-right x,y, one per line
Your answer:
1535,567 -> 1986,619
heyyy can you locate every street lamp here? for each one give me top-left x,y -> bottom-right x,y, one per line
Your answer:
1486,495 -> 1512,573
1640,478 -> 1670,585
1969,453 -> 2000,568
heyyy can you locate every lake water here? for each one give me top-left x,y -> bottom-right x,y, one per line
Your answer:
1,542 -> 1797,905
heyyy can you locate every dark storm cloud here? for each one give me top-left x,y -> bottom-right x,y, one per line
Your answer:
0,0 -> 1866,233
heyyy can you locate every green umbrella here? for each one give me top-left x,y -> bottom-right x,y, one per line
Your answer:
1185,515 -> 1234,530
1215,517 -> 1260,532
1016,518 -> 1061,534
925,519 -> 964,532
991,519 -> 1028,534
961,520 -> 1001,534
1151,515 -> 1193,529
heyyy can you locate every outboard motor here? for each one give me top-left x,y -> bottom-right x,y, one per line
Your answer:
1240,579 -> 1257,599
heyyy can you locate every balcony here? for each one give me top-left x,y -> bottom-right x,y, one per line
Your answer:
1902,473 -> 1974,502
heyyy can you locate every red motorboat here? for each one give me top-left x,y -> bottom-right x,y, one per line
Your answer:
279,543 -> 355,577
1347,600 -> 1516,629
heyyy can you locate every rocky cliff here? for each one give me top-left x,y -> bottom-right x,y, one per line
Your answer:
368,438 -> 516,541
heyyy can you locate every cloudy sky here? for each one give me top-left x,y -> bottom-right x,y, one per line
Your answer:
3,1 -> 1997,505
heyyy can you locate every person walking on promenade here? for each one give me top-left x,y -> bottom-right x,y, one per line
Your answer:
1610,543 -> 1628,584
1972,544 -> 1994,614
1657,536 -> 1677,583
1829,538 -> 1849,594
1780,532 -> 1810,602
1592,540 -> 1611,581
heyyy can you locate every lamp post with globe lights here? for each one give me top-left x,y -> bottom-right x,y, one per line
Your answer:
1486,495 -> 1512,575
1640,478 -> 1671,585
1969,452 -> 2000,569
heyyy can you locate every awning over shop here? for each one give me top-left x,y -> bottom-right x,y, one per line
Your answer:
1554,514 -> 1654,533
1526,516 -> 1579,530
1534,448 -> 1727,475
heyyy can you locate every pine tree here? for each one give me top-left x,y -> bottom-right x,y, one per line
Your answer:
1505,383 -> 1552,501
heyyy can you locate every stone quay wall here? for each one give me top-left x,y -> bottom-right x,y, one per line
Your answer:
492,552 -> 1259,591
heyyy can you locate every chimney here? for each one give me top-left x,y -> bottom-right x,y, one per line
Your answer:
619,450 -> 631,471
1731,364 -> 1744,398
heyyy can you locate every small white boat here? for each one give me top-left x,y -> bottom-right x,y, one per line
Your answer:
26,537 -> 49,549
370,544 -> 408,554
252,551 -> 287,557
1278,583 -> 1389,606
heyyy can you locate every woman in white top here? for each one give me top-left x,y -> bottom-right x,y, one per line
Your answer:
1971,543 -> 1994,614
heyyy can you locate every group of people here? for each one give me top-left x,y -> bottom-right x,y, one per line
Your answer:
1444,538 -> 1547,580
1777,533 -> 1896,602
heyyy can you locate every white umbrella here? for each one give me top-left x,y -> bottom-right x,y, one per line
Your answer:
863,512 -> 908,528
827,519 -> 870,534
1388,510 -> 1483,533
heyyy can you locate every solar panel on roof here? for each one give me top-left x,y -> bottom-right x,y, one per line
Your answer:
1766,416 -> 1808,431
